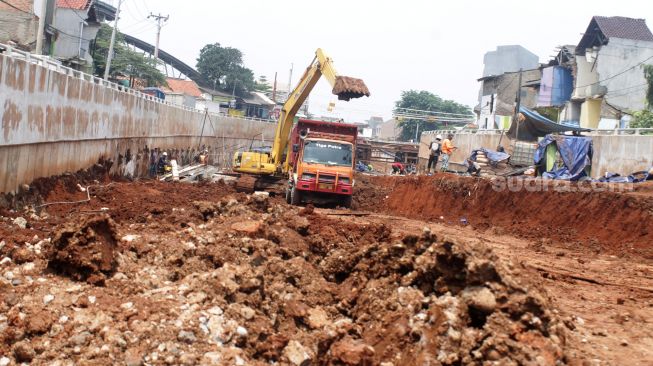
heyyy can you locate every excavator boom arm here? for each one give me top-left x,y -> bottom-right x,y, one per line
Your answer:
269,49 -> 370,169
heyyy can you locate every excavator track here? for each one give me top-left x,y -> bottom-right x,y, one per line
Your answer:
235,174 -> 286,196
235,175 -> 257,193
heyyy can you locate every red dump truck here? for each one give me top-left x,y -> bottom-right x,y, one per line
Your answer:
285,119 -> 358,208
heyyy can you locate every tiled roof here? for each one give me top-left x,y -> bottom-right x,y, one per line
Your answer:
56,0 -> 91,10
163,78 -> 202,97
594,16 -> 653,42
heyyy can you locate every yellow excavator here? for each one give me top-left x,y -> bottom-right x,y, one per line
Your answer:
233,48 -> 370,205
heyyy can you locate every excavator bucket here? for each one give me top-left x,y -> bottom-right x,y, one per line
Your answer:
332,76 -> 371,101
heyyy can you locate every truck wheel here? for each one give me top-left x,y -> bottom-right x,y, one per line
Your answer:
285,187 -> 291,204
341,195 -> 352,209
290,186 -> 301,206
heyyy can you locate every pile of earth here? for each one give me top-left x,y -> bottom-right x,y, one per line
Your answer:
1,180 -> 570,365
354,174 -> 653,259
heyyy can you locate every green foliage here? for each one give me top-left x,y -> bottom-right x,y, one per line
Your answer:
631,110 -> 653,128
644,64 -> 653,108
254,75 -> 272,93
534,107 -> 559,122
394,90 -> 472,141
196,43 -> 256,96
92,25 -> 166,87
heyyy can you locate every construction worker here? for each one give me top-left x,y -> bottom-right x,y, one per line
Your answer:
428,135 -> 442,174
157,152 -> 170,174
440,134 -> 457,172
391,162 -> 406,175
466,158 -> 482,177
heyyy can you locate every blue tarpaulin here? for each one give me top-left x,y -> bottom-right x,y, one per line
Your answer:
508,107 -> 591,141
597,170 -> 652,183
534,135 -> 593,181
470,148 -> 510,164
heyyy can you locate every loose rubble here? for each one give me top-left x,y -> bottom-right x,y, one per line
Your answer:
0,180 -> 571,365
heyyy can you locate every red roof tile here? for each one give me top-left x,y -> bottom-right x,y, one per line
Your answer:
56,0 -> 91,10
594,16 -> 653,42
163,78 -> 202,98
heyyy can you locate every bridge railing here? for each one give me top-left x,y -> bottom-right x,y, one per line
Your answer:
421,128 -> 653,137
0,43 -> 277,124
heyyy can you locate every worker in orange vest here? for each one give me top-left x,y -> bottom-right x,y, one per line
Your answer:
440,134 -> 457,172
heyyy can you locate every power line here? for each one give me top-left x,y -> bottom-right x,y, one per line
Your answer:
575,54 -> 653,89
61,0 -> 91,23
394,107 -> 475,118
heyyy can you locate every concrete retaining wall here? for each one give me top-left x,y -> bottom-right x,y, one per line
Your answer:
590,135 -> 653,177
0,53 -> 276,193
419,130 -> 653,177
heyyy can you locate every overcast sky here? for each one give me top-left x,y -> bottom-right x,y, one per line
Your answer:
110,0 -> 651,122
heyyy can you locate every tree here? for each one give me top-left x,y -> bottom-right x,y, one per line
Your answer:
196,43 -> 255,96
92,24 -> 166,87
254,75 -> 272,93
631,110 -> 653,128
394,90 -> 472,141
224,65 -> 256,96
644,64 -> 653,108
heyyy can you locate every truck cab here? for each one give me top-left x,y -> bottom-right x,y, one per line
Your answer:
286,119 -> 358,208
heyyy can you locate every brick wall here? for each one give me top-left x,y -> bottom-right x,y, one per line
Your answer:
0,0 -> 33,13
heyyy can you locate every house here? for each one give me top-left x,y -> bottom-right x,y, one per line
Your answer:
537,45 -> 575,119
0,0 -> 39,49
477,69 -> 541,129
366,116 -> 384,139
481,45 -> 539,78
263,81 -> 309,115
570,16 -> 653,129
241,92 -> 275,119
377,119 -> 401,141
476,45 -> 541,129
162,78 -> 202,109
51,0 -> 116,71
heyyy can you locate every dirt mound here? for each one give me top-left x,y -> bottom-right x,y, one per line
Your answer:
46,214 -> 118,285
352,173 -> 392,210
357,175 -> 653,259
333,76 -> 371,101
0,181 -> 570,365
0,158 -> 112,211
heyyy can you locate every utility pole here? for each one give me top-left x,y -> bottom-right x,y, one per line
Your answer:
35,0 -> 48,55
272,72 -> 277,102
513,68 -> 523,141
148,13 -> 169,60
104,0 -> 123,80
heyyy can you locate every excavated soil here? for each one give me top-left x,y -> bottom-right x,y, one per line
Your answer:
0,177 -> 572,365
354,174 -> 653,259
332,76 -> 371,101
47,215 -> 119,286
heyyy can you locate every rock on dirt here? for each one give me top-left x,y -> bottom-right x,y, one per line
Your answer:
46,214 -> 118,286
330,337 -> 376,365
0,179 -> 577,365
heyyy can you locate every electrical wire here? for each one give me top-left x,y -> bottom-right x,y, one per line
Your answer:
60,0 -> 92,23
47,24 -> 94,41
575,54 -> 653,89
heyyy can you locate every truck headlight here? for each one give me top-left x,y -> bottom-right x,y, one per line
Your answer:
339,177 -> 351,184
301,173 -> 316,180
